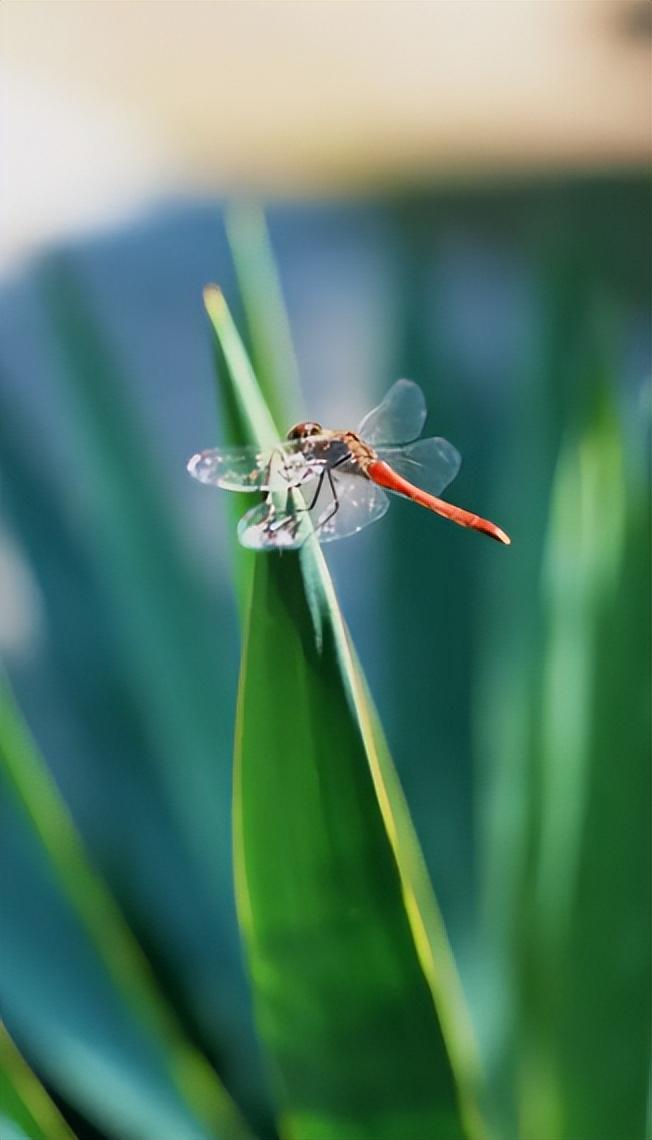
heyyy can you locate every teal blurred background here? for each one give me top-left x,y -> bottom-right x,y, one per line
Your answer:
1,3 -> 650,1139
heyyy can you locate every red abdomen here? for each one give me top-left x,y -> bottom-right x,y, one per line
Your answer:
366,459 -> 511,545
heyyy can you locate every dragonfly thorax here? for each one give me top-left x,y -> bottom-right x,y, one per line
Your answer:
286,421 -> 323,440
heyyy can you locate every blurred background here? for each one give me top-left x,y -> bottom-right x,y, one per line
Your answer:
1,3 -> 650,1140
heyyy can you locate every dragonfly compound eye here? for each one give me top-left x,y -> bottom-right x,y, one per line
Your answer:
286,421 -> 323,440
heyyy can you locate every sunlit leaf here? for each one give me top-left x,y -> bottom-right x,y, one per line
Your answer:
517,388 -> 650,1140
205,287 -> 485,1140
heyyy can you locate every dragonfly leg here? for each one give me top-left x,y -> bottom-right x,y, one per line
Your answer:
305,472 -> 326,511
314,469 -> 341,533
286,454 -> 351,545
286,470 -> 327,514
306,452 -> 350,511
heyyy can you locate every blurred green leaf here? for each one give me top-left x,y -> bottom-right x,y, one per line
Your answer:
30,255 -> 272,1118
204,288 -> 485,1140
0,1024 -> 76,1140
0,679 -> 255,1140
517,386 -> 650,1140
0,369 -> 270,1136
36,256 -> 235,891
225,203 -> 303,431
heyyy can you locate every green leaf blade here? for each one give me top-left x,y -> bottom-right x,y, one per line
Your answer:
225,203 -> 303,432
0,1025 -> 76,1140
0,679 -> 255,1140
235,555 -> 467,1140
207,285 -> 484,1139
518,385 -> 651,1140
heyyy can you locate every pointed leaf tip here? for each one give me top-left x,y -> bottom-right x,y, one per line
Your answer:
203,285 -> 225,320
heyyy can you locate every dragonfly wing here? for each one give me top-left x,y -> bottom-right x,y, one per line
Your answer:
237,471 -> 388,549
375,436 -> 461,496
237,495 -> 307,549
314,471 -> 389,543
187,439 -> 335,492
237,474 -> 326,549
356,378 -> 427,446
187,445 -> 272,491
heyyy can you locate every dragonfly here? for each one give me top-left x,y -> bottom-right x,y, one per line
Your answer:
187,379 -> 511,550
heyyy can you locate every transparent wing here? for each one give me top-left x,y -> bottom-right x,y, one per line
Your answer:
356,378 -> 427,446
187,438 -> 346,493
237,470 -> 388,550
375,436 -> 462,496
187,445 -> 272,491
315,471 -> 389,543
238,497 -> 308,550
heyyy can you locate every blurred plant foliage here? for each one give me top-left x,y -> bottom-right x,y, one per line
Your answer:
0,1024 -> 76,1140
0,179 -> 649,1140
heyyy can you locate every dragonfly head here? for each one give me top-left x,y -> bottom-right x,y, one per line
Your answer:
286,421 -> 323,441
